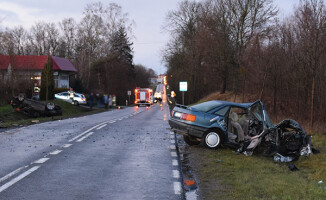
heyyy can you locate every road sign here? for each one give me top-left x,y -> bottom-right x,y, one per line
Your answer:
179,82 -> 187,92
127,90 -> 131,95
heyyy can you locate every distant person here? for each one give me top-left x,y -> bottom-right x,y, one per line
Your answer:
103,94 -> 108,109
108,95 -> 113,108
96,93 -> 102,108
89,93 -> 94,109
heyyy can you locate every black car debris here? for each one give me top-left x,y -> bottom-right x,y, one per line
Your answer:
11,94 -> 62,117
169,100 -> 317,161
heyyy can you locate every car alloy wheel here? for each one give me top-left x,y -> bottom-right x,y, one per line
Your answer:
46,102 -> 55,110
18,94 -> 25,102
74,100 -> 79,106
202,131 -> 222,149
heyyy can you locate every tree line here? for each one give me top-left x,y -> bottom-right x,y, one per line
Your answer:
0,2 -> 156,105
164,0 -> 326,129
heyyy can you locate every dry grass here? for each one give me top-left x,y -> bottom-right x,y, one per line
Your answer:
189,140 -> 326,200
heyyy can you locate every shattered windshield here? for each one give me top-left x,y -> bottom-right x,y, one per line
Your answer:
250,102 -> 263,121
250,102 -> 274,129
263,110 -> 275,128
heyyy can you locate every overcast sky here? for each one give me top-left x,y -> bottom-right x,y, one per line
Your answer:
0,0 -> 299,74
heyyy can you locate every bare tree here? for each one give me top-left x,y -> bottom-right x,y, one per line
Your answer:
11,26 -> 27,55
294,0 -> 326,127
59,18 -> 77,59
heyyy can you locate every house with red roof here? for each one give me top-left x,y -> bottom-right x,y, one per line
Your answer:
0,55 -> 77,89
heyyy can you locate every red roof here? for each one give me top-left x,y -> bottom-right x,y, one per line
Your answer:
0,55 -> 10,70
0,55 -> 77,72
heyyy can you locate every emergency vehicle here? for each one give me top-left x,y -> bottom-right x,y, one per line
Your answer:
134,87 -> 152,106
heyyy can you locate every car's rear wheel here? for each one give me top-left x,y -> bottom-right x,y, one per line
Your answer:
73,100 -> 79,106
202,130 -> 223,149
183,135 -> 200,146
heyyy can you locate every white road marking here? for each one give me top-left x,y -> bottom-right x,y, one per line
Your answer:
171,152 -> 177,157
172,159 -> 178,166
170,145 -> 176,150
173,170 -> 180,179
173,182 -> 182,195
62,144 -> 72,148
118,118 -> 123,120
0,166 -> 28,184
68,122 -> 105,142
33,158 -> 49,164
96,124 -> 107,130
170,135 -> 175,139
170,140 -> 175,144
69,131 -> 90,142
49,150 -> 62,155
0,166 -> 40,193
76,132 -> 94,142
170,132 -> 174,135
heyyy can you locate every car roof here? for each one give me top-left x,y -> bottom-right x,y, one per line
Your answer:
206,100 -> 259,108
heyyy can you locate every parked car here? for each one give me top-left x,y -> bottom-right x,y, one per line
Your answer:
169,100 -> 315,159
11,94 -> 62,117
55,92 -> 87,105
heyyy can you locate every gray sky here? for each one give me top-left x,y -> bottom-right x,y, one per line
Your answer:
0,0 -> 299,74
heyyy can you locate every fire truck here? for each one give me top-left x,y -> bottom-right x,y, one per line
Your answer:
134,87 -> 152,106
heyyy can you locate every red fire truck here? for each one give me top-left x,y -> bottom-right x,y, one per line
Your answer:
134,87 -> 152,106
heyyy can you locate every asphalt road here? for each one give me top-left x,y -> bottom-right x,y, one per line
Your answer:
0,103 -> 183,199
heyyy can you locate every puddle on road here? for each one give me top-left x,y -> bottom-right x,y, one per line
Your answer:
177,135 -> 199,200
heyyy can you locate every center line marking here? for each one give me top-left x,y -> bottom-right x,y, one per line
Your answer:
97,124 -> 107,130
33,158 -> 49,164
0,166 -> 28,184
62,144 -> 72,148
0,166 -> 40,193
76,132 -> 94,142
49,150 -> 62,155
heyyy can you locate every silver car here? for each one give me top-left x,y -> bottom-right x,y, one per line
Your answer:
55,92 -> 87,105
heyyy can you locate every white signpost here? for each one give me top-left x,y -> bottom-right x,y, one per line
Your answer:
127,90 -> 131,105
179,82 -> 187,105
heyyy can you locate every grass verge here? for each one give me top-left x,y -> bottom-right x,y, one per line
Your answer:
188,134 -> 326,200
0,99 -> 108,128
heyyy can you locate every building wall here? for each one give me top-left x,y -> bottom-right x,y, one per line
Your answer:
58,72 -> 69,88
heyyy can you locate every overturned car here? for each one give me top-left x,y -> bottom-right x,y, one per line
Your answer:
11,94 -> 62,117
169,100 -> 315,160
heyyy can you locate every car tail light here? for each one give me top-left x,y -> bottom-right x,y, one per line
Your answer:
181,113 -> 196,122
171,110 -> 175,117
